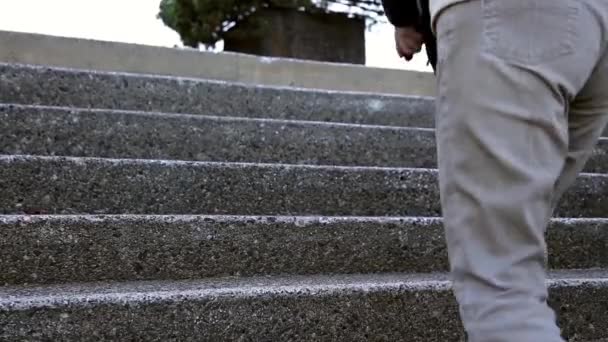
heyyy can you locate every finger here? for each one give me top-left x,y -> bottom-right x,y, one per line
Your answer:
396,40 -> 410,58
395,32 -> 404,57
407,35 -> 424,49
401,41 -> 422,56
400,48 -> 415,61
397,27 -> 424,44
395,27 -> 423,62
396,43 -> 404,57
397,44 -> 414,59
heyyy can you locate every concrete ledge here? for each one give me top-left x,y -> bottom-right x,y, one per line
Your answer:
0,30 -> 435,96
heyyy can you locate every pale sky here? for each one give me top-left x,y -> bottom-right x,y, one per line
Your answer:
0,0 -> 432,72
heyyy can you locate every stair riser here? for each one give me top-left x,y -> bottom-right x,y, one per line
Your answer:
3,106 -> 608,172
0,63 -> 433,127
1,281 -> 605,341
1,156 -> 606,217
0,105 -> 437,169
0,156 -> 441,216
2,64 -> 607,137
1,216 -> 607,286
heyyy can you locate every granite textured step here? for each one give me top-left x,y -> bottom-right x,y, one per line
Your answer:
1,215 -> 607,286
1,59 -> 607,340
3,104 -> 608,172
1,155 -> 607,217
1,270 -> 607,341
0,63 -> 434,127
2,63 -> 607,138
0,104 -> 436,169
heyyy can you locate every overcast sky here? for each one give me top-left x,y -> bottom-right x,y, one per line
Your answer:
0,0 -> 431,72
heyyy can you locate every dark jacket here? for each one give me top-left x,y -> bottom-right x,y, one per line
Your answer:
381,0 -> 437,71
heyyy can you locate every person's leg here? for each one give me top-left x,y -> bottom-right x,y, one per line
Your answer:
434,0 -> 606,340
552,48 -> 608,209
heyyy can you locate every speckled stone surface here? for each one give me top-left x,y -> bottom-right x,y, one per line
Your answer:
0,271 -> 606,341
0,63 -> 435,128
557,172 -> 608,217
1,155 -> 607,217
2,59 -> 607,342
0,215 -> 446,286
0,215 -> 606,286
547,219 -> 608,270
2,63 -> 608,139
0,155 -> 442,216
3,104 -> 608,172
589,139 -> 608,173
0,104 -> 437,168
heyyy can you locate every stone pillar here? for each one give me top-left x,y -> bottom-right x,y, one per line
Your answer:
224,8 -> 366,65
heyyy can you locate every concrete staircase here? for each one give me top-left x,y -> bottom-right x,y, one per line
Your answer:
0,63 -> 607,341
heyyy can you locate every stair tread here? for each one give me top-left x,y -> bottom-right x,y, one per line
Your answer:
3,270 -> 607,308
2,270 -> 607,341
2,214 -> 606,285
0,153 -> 439,171
1,154 -> 607,218
3,104 -> 607,171
0,103 -> 434,130
0,63 -> 434,128
3,153 -> 608,175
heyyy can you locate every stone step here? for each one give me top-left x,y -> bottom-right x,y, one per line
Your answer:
3,104 -> 608,172
1,215 -> 606,286
3,63 -> 607,138
1,270 -> 607,341
0,104 -> 436,169
0,63 -> 434,127
1,155 -> 607,217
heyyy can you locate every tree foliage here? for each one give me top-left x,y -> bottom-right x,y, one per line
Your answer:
158,0 -> 384,48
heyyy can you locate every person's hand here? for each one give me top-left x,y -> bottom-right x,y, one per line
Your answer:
395,26 -> 423,61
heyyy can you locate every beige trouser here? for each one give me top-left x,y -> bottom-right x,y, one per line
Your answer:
434,0 -> 608,340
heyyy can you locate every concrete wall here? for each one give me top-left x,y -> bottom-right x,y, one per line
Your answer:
0,30 -> 435,97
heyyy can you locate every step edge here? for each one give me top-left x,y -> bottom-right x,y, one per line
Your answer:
3,154 -> 608,177
0,154 -> 440,173
0,103 -> 436,133
2,214 -> 608,225
2,270 -> 607,311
